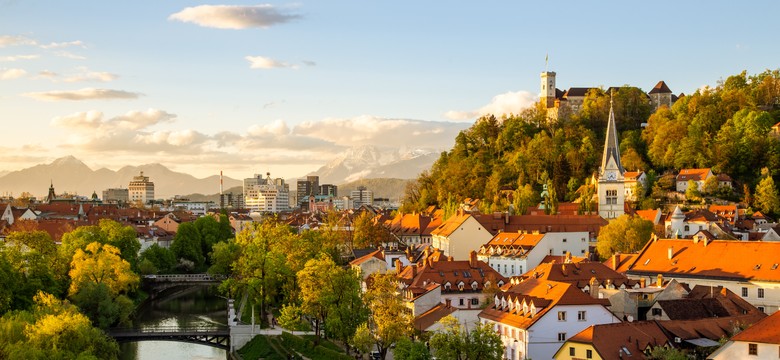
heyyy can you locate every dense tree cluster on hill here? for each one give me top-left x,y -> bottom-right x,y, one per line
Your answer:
402,69 -> 780,216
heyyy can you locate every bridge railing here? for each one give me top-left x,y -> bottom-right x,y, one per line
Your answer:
142,273 -> 226,282
109,325 -> 228,335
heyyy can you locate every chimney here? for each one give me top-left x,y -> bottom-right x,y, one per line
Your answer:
561,264 -> 568,277
395,259 -> 402,271
469,250 -> 478,268
667,246 -> 674,260
505,211 -> 509,225
693,236 -> 699,244
589,277 -> 599,298
565,251 -> 572,263
656,274 -> 664,288
640,278 -> 646,288
612,254 -> 619,270
704,237 -> 710,247
447,256 -> 454,262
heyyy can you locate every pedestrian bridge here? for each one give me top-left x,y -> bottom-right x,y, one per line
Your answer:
108,326 -> 230,350
142,273 -> 226,299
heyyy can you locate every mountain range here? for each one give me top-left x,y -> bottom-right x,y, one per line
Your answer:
0,156 -> 241,199
0,146 -> 437,201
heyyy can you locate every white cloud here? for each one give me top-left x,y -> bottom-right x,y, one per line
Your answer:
445,90 -> 538,121
36,70 -> 58,79
23,88 -> 141,101
51,109 -> 175,131
0,35 -> 36,47
245,55 -> 297,69
40,40 -> 85,49
169,5 -> 300,30
0,68 -> 26,80
62,69 -> 118,83
54,51 -> 86,60
0,54 -> 39,62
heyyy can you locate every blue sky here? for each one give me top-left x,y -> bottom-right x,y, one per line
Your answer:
1,1 -> 778,179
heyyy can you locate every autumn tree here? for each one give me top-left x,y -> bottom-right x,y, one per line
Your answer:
685,180 -> 702,204
59,219 -> 140,270
352,272 -> 412,360
353,211 -> 393,249
755,170 -> 780,216
0,291 -> 119,359
68,242 -> 139,297
2,231 -> 67,309
596,215 -> 654,260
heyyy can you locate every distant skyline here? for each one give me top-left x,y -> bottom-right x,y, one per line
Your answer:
2,1 -> 779,179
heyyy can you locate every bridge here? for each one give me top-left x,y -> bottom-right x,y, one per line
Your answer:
142,273 -> 226,298
108,326 -> 230,350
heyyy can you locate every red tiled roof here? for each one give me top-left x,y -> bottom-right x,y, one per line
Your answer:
473,213 -> 608,237
398,254 -> 505,297
479,278 -> 611,330
634,209 -> 661,224
565,322 -> 669,360
430,212 -> 472,237
350,249 -> 385,266
731,310 -> 780,344
627,238 -> 780,282
676,168 -> 711,182
413,303 -> 457,332
623,171 -> 643,181
522,261 -> 638,289
649,80 -> 673,94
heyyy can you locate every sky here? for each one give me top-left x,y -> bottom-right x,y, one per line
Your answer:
1,1 -> 779,180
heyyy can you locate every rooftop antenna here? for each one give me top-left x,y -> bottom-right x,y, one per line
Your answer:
220,170 -> 224,195
545,53 -> 549,72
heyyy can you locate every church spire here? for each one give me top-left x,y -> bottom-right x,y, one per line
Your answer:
600,94 -> 624,176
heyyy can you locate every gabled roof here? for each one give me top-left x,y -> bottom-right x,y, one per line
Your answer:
634,209 -> 662,224
649,81 -> 673,94
564,87 -> 594,98
604,253 -> 639,273
479,278 -> 611,330
564,321 -> 669,360
623,171 -> 644,181
731,310 -> 780,344
521,260 -> 638,290
430,212 -> 472,237
350,249 -> 386,266
676,168 -> 712,182
413,303 -> 457,332
472,213 -> 608,236
397,254 -> 505,296
626,238 -> 780,282
477,232 -> 545,258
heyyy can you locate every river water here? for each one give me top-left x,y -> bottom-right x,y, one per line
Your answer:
119,285 -> 228,360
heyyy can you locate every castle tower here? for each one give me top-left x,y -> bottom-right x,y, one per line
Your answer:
597,97 -> 626,219
540,71 -> 557,108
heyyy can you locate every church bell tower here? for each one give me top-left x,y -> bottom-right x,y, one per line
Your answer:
597,97 -> 625,219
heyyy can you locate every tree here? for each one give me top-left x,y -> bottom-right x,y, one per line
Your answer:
139,244 -> 177,274
70,281 -> 133,329
648,346 -> 688,360
755,172 -> 780,216
703,174 -> 720,195
355,272 -> 412,360
429,316 -> 503,360
596,215 -> 654,260
0,291 -> 119,359
69,242 -> 139,297
170,222 -> 205,269
277,303 -> 307,331
393,337 -> 432,360
685,179 -> 702,203
513,183 -> 538,215
59,220 -> 140,270
2,231 -> 67,309
353,211 -> 393,249
208,239 -> 241,276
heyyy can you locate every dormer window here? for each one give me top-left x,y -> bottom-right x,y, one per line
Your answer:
471,281 -> 478,291
445,282 -> 451,291
458,282 -> 465,291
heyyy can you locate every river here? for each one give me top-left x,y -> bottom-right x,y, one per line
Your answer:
119,285 -> 229,360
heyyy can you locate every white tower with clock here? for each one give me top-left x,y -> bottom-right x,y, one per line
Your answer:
597,98 -> 626,219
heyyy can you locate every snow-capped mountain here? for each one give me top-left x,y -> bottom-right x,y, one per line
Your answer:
311,145 -> 439,184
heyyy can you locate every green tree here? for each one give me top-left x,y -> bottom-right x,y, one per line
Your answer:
393,337 -> 432,360
170,222 -> 204,269
70,282 -> 133,329
2,231 -> 67,309
512,183 -> 538,215
429,315 -> 503,360
139,244 -> 177,274
277,303 -> 307,331
648,346 -> 688,360
685,179 -> 702,204
208,239 -> 241,276
59,220 -> 140,270
356,272 -> 412,360
596,215 -> 654,260
755,173 -> 780,216
703,175 -> 720,195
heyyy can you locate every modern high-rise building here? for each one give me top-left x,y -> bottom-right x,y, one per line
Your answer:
319,184 -> 338,197
129,171 -> 155,205
351,186 -> 374,209
296,175 -> 321,197
102,188 -> 129,204
244,173 -> 290,213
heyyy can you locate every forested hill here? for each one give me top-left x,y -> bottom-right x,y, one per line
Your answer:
401,69 -> 780,213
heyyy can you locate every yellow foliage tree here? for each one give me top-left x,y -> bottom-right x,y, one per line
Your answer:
68,242 -> 139,296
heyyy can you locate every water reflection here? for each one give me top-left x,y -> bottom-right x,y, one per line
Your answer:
119,285 -> 228,360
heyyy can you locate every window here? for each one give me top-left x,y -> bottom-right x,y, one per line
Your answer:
558,311 -> 567,321
581,237 -> 586,242
558,332 -> 567,341
578,311 -> 587,321
758,288 -> 765,298
563,238 -> 567,242
742,287 -> 749,297
684,225 -> 690,232
471,298 -> 479,306
586,349 -> 593,359
652,308 -> 662,317
749,343 -> 757,355
758,306 -> 765,313
569,347 -> 575,356
511,265 -> 515,274
459,298 -> 464,306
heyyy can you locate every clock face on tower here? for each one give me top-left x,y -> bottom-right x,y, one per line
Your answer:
606,171 -> 616,180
